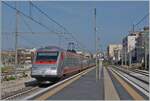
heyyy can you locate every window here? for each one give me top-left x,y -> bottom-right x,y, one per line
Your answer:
36,52 -> 59,61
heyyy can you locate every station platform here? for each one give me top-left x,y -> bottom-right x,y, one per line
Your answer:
45,64 -> 124,100
29,64 -> 147,100
46,66 -> 133,100
47,67 -> 104,100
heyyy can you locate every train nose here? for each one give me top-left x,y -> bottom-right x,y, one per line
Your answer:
31,64 -> 58,76
45,68 -> 57,75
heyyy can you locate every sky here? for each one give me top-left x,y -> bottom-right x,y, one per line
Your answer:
1,1 -> 149,53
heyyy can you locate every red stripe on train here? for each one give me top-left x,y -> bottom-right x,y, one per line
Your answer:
63,67 -> 81,74
34,61 -> 56,64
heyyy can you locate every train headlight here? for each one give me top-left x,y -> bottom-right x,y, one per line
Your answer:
45,69 -> 57,75
45,69 -> 51,74
50,70 -> 57,75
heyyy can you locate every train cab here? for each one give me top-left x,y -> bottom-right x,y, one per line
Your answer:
31,46 -> 64,82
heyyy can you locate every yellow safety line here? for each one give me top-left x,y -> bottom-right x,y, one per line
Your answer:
104,67 -> 120,100
109,67 -> 145,100
35,67 -> 95,100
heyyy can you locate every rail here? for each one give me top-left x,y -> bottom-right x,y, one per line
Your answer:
112,65 -> 149,84
110,66 -> 149,98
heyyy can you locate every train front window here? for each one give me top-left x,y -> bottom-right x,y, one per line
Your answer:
36,52 -> 59,62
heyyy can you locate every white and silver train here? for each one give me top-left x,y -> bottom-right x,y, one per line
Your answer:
31,46 -> 95,82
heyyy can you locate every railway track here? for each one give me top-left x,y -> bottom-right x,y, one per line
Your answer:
2,66 -> 95,100
24,66 -> 95,100
2,78 -> 62,100
112,65 -> 149,84
132,69 -> 149,76
134,69 -> 149,73
2,78 -> 40,100
110,66 -> 149,99
3,86 -> 40,100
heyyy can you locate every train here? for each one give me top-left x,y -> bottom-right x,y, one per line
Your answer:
31,46 -> 95,82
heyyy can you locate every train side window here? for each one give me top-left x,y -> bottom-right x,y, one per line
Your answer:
74,57 -> 76,66
70,57 -> 73,67
65,57 -> 69,67
67,57 -> 71,67
62,57 -> 66,67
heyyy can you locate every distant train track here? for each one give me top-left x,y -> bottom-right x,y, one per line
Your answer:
110,66 -> 149,98
132,69 -> 149,77
112,65 -> 149,84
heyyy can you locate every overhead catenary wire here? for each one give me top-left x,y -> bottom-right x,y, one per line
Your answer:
2,4 -> 56,49
134,13 -> 149,27
2,32 -> 65,35
21,14 -> 48,47
125,13 -> 149,35
2,1 -> 68,50
30,2 -> 68,33
2,32 -> 42,48
3,1 -> 77,49
2,1 -> 62,35
21,14 -> 34,34
32,2 -> 87,52
3,1 -> 90,53
19,36 -> 39,48
15,15 -> 61,48
29,1 -> 32,18
31,2 -> 90,52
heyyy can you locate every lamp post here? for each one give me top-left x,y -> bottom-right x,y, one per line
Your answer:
94,8 -> 99,81
129,45 -> 132,69
15,2 -> 19,77
144,35 -> 147,70
125,47 -> 127,66
121,49 -> 123,66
